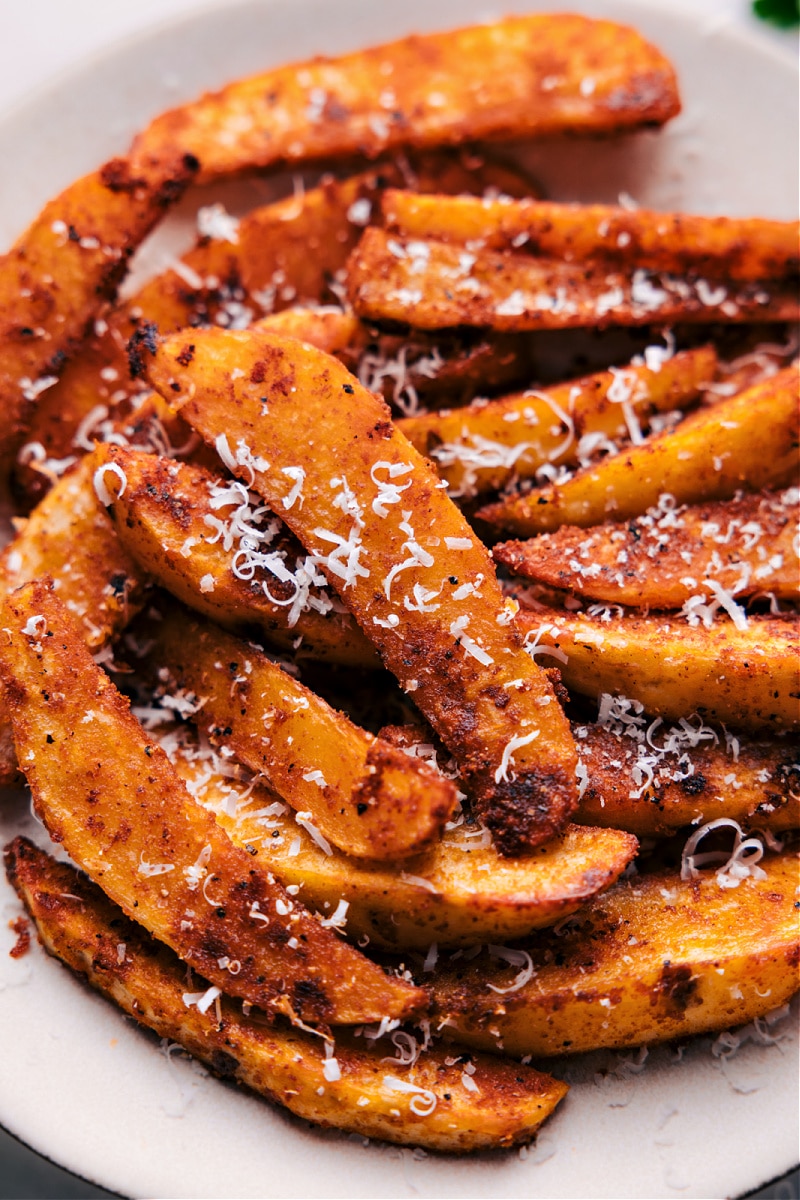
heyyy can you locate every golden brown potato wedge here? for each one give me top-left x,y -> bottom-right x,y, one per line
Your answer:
12,154 -> 532,507
0,451 -> 147,647
0,155 -> 197,465
254,306 -> 536,417
383,192 -> 800,282
157,720 -> 637,949
0,580 -> 425,1026
429,850 -> 800,1056
575,721 -> 799,836
145,326 -> 578,856
7,837 -> 567,1151
478,366 -> 800,535
129,14 -> 679,183
515,605 -> 800,734
347,228 -> 799,331
494,488 -> 800,607
140,604 -> 456,862
96,444 -> 378,668
0,450 -> 149,785
400,346 -> 717,498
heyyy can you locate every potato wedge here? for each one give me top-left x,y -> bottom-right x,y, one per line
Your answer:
400,346 -> 717,498
129,14 -> 679,183
6,837 -> 567,1151
383,192 -> 800,282
429,850 -> 800,1056
140,604 -> 456,862
96,444 -> 378,668
145,327 -> 578,856
515,606 -> 800,734
154,720 -> 637,949
0,155 -> 197,465
347,227 -> 799,331
12,154 -> 533,507
575,721 -> 799,836
494,488 -> 800,606
0,580 -> 425,1025
478,365 -> 800,535
0,450 -> 149,785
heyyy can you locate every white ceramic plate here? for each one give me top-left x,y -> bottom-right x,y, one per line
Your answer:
0,2 -> 798,1197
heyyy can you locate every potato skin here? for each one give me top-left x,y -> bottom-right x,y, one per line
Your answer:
6,837 -> 568,1152
516,606 -> 800,734
430,851 -> 800,1056
130,14 -> 680,182
383,191 -> 800,282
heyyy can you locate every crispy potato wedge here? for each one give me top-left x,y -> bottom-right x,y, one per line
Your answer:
140,604 -> 456,861
400,346 -> 717,498
96,444 -> 378,668
129,14 -> 679,183
494,489 -> 800,606
347,227 -> 799,331
0,451 -> 147,647
258,306 -> 533,413
0,155 -> 197,465
0,581 -> 425,1025
0,450 -> 149,785
157,721 -> 637,949
383,192 -> 800,282
575,723 -> 799,836
13,154 -> 533,507
449,856 -> 800,1054
478,365 -> 800,535
6,837 -> 567,1151
146,327 -> 578,856
429,850 -> 800,1056
515,606 -> 800,734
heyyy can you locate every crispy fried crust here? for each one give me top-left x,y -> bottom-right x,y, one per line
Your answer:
12,153 -> 532,508
146,327 -> 578,856
160,723 -> 637,949
383,192 -> 800,282
96,445 -> 378,667
515,606 -> 800,734
139,604 -> 456,861
400,346 -> 717,498
575,723 -> 799,836
0,580 -> 425,1025
478,366 -> 800,535
494,489 -> 799,606
129,14 -> 680,183
0,451 -> 149,785
0,155 -> 197,466
5,837 -> 567,1151
429,851 -> 800,1056
346,227 -> 799,331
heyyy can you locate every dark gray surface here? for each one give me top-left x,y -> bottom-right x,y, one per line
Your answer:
0,1126 -> 119,1200
0,1120 -> 796,1200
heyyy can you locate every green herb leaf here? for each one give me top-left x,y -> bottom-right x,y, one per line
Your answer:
752,0 -> 800,28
